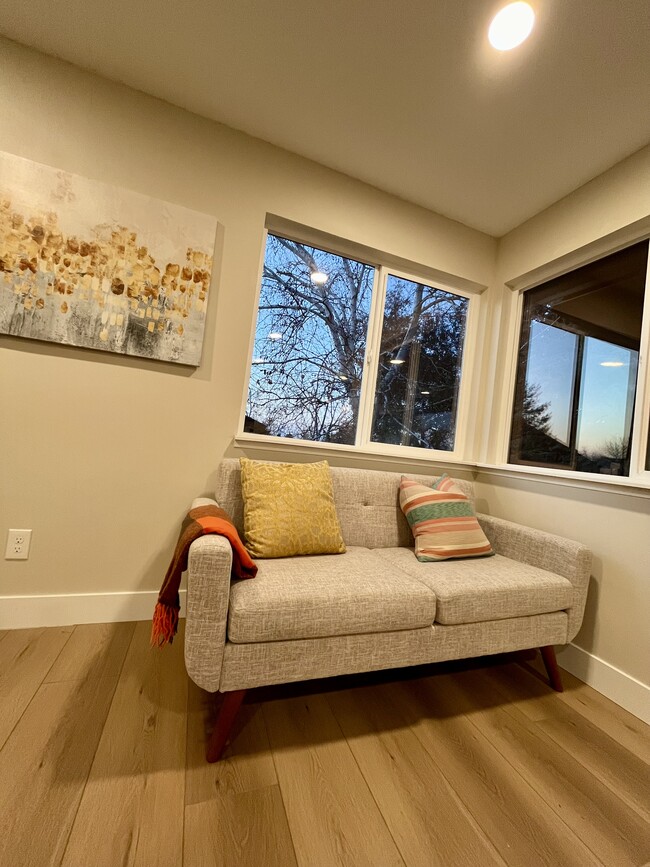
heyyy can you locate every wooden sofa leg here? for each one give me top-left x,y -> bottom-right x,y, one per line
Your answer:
540,645 -> 564,692
206,689 -> 247,763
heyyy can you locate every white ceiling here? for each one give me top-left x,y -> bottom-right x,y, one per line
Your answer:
1,0 -> 649,236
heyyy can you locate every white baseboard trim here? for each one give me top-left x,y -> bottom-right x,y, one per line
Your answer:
557,642 -> 650,724
0,590 -> 187,630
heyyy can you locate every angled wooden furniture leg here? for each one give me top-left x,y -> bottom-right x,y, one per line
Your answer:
540,645 -> 564,692
206,689 -> 247,762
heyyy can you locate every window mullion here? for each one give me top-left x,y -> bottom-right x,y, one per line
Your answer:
497,289 -> 525,465
568,334 -> 585,470
451,290 -> 480,460
355,266 -> 387,447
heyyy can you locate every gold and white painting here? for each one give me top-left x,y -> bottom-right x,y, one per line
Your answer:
0,151 -> 217,365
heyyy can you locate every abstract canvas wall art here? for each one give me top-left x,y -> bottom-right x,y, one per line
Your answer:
0,152 -> 218,365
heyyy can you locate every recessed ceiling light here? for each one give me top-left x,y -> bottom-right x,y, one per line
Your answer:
310,271 -> 328,285
600,361 -> 625,367
488,2 -> 535,51
390,358 -> 406,365
421,390 -> 430,395
268,332 -> 283,340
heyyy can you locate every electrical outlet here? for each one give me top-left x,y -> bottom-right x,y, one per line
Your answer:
5,529 -> 32,560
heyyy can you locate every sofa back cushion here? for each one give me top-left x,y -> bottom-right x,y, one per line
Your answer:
215,459 -> 475,549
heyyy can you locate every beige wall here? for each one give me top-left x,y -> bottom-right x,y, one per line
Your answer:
475,144 -> 650,684
0,38 -> 495,597
497,144 -> 650,282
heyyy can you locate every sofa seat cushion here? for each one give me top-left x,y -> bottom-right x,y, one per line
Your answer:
372,548 -> 573,625
227,547 -> 437,643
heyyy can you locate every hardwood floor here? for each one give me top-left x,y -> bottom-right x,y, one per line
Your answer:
0,623 -> 648,867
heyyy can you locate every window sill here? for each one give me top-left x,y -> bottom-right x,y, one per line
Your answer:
233,434 -> 650,497
476,463 -> 650,499
233,433 -> 476,472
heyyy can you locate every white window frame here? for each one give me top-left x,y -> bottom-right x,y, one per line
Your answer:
236,225 -> 483,465
491,228 -> 650,489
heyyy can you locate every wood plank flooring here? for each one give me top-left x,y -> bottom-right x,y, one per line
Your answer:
0,626 -> 74,749
0,622 -> 648,867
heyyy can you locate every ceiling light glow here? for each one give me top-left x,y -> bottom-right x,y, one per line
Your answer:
389,358 -> 406,365
268,332 -> 283,340
488,2 -> 535,51
600,361 -> 625,367
421,390 -> 430,395
310,271 -> 328,285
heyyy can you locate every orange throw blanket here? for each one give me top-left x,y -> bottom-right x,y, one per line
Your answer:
152,504 -> 257,647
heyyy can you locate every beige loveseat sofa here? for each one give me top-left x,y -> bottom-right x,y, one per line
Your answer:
184,459 -> 591,761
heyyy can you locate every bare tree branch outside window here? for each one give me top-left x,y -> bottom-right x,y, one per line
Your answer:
246,235 -> 373,444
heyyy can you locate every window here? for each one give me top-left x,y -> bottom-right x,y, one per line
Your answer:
244,232 -> 474,455
371,275 -> 468,450
509,241 -> 649,477
245,235 -> 374,444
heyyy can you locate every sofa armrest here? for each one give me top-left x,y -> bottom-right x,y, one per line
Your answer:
184,523 -> 233,692
476,513 -> 592,642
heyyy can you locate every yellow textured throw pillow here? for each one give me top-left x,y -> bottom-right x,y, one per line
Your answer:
240,458 -> 346,558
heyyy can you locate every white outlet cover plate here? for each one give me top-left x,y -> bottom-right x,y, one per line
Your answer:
5,529 -> 32,560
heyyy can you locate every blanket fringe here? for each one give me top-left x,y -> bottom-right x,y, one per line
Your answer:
151,601 -> 179,647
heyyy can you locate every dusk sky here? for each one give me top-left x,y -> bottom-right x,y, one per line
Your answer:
526,321 -> 637,453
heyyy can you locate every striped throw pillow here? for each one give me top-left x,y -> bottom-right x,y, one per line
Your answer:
399,474 -> 493,562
